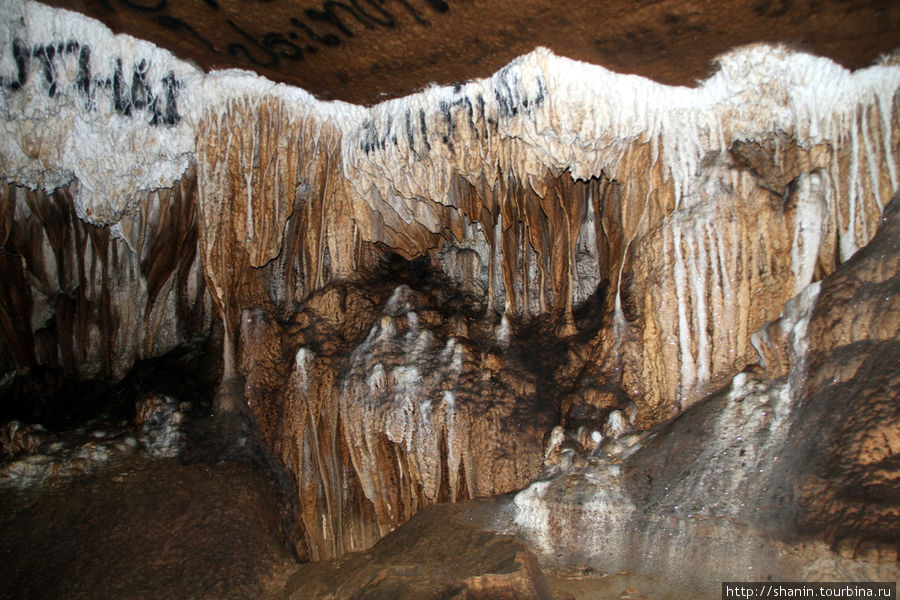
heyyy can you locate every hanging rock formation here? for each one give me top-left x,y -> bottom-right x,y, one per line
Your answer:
2,0 -> 899,565
0,175 -> 210,380
514,193 -> 900,595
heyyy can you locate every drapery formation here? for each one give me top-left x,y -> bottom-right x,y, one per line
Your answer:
2,0 -> 898,560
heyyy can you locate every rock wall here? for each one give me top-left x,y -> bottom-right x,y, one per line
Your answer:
2,0 -> 898,560
513,194 -> 900,593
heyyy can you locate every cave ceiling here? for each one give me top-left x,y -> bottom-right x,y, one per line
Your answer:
44,0 -> 900,105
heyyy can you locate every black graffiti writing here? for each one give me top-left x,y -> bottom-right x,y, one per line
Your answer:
226,20 -> 281,67
262,32 -> 305,60
156,14 -> 220,54
113,0 -> 452,70
75,45 -> 92,106
131,59 -> 152,108
33,43 -> 60,97
289,17 -> 340,48
1,39 -> 182,126
150,72 -> 182,126
305,3 -> 368,38
120,0 -> 167,12
7,39 -> 30,91
754,0 -> 792,18
358,74 -> 546,156
424,0 -> 449,13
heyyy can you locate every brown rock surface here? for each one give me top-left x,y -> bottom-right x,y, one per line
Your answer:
0,455 -> 297,599
793,195 -> 900,548
1,2 -> 899,575
281,501 -> 553,600
44,0 -> 900,105
239,273 -> 555,560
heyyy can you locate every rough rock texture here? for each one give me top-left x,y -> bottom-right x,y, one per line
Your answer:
2,0 -> 899,567
0,455 -> 297,600
281,501 -> 553,600
513,195 -> 900,596
792,197 -> 900,549
43,0 -> 900,105
0,176 -> 211,380
240,274 -> 555,560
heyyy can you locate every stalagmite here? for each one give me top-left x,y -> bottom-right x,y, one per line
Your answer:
1,0 -> 899,569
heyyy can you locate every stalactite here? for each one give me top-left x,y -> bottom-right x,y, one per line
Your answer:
239,281 -> 548,559
2,0 -> 900,563
514,194 -> 900,588
0,174 -> 210,379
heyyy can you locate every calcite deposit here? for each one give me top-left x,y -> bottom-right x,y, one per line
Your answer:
0,176 -> 211,380
514,194 -> 900,594
1,0 -> 898,584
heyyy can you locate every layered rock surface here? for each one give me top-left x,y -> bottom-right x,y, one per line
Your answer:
2,0 -> 899,567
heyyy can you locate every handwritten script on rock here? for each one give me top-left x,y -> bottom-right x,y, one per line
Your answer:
110,0 -> 452,69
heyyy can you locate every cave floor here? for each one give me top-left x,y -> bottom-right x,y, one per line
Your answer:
0,446 -> 654,600
0,453 -> 297,600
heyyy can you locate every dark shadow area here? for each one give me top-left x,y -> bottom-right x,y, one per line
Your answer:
572,278 -> 609,340
370,250 -> 488,320
1,337 -> 305,598
0,336 -> 218,431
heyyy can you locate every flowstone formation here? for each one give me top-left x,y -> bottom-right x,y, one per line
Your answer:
2,0 -> 899,580
515,195 -> 900,596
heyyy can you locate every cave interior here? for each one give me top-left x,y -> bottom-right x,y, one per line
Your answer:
1,1 -> 899,598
